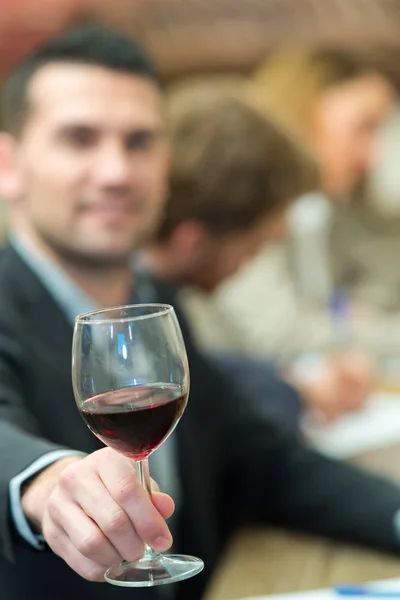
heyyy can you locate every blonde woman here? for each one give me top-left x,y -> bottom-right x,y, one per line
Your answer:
251,48 -> 395,202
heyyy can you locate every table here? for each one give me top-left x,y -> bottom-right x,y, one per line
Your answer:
203,443 -> 400,600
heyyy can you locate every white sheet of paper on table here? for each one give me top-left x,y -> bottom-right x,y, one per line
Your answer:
235,592 -> 332,600
302,393 -> 400,459
235,577 -> 400,600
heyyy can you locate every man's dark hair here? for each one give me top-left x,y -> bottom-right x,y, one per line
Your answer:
2,24 -> 161,136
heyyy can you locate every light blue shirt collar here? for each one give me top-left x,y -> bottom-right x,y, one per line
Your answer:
10,232 -> 98,325
10,234 -> 158,324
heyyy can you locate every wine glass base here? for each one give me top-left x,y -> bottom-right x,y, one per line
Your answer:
104,554 -> 204,587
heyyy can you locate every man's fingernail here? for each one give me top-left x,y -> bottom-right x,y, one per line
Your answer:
154,535 -> 172,552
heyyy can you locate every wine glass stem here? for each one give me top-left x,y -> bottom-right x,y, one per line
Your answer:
136,458 -> 160,562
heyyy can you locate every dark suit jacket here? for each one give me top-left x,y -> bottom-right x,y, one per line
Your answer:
210,353 -> 303,433
1,245 -> 400,600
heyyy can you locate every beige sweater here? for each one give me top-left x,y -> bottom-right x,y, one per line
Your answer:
181,198 -> 400,361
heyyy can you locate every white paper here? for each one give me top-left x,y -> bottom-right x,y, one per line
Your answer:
237,591 -> 334,600
236,577 -> 400,600
302,393 -> 400,459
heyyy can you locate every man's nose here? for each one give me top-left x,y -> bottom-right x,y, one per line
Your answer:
94,145 -> 131,186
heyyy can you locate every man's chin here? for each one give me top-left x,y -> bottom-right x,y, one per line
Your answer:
46,239 -> 133,268
36,226 -> 154,269
76,251 -> 133,269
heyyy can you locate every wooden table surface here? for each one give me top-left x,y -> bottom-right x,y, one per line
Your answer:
203,443 -> 400,600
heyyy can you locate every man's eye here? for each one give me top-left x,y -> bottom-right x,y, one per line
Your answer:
63,129 -> 96,148
126,131 -> 158,151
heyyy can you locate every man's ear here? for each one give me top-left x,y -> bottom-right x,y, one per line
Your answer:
170,220 -> 211,256
0,133 -> 23,202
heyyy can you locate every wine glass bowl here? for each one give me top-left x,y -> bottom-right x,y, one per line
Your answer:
72,303 -> 204,587
80,383 -> 187,460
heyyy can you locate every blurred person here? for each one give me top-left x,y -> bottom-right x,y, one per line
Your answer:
144,80 -> 374,425
185,48 -> 397,361
1,25 -> 400,600
252,48 -> 395,202
252,47 -> 398,351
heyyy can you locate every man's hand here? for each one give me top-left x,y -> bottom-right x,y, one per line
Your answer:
22,448 -> 174,582
290,352 -> 376,423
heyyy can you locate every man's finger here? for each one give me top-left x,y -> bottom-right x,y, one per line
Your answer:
152,492 -> 175,520
47,492 -> 123,566
44,518 -> 108,583
69,470 -> 144,564
151,478 -> 160,493
98,458 -> 173,553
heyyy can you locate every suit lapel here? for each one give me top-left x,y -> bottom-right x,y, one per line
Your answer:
2,245 -> 74,370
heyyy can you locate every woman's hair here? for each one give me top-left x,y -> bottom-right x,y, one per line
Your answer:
250,47 -> 388,141
156,77 -> 317,241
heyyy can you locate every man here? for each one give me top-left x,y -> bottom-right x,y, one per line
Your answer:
145,80 -> 374,426
0,25 -> 400,600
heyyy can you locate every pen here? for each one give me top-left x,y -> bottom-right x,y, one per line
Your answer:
329,289 -> 352,348
335,585 -> 400,597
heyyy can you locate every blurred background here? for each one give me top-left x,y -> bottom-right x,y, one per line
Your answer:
4,1 -> 400,598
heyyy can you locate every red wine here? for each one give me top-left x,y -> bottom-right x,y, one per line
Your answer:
81,383 -> 187,460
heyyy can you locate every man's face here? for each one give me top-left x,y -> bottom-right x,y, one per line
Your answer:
8,63 -> 170,265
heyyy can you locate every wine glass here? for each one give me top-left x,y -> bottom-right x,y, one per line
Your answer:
72,303 -> 204,587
